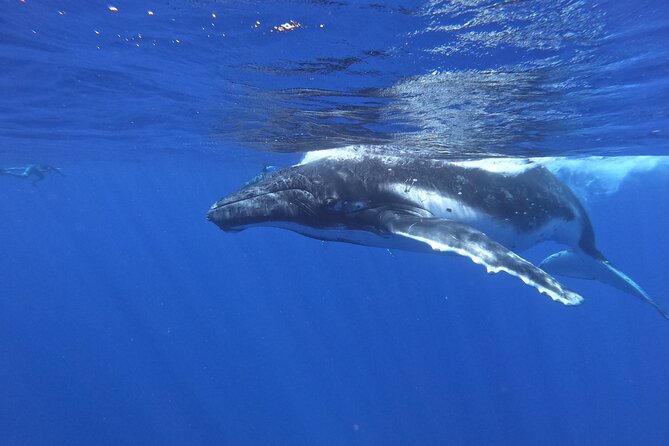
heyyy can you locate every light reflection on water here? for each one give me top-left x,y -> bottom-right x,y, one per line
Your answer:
1,0 -> 667,159
211,0 -> 668,158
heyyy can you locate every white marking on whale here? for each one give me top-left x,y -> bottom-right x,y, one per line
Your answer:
209,147 -> 669,320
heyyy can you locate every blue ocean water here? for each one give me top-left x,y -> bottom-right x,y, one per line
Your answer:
1,1 -> 669,445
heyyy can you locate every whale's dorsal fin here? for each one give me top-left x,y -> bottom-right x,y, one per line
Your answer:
380,211 -> 583,306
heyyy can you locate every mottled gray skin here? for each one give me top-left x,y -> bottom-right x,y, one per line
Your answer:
208,151 -> 669,319
208,154 -> 598,256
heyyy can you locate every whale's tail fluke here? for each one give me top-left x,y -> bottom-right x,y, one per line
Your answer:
540,250 -> 669,320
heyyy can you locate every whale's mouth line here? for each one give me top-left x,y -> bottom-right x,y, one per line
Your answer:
208,188 -> 315,215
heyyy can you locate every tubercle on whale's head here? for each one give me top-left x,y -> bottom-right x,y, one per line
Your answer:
207,165 -> 335,232
207,161 -> 394,233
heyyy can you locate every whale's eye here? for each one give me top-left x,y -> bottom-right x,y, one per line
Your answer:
324,197 -> 337,207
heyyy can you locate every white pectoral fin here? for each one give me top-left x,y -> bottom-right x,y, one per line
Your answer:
380,212 -> 583,306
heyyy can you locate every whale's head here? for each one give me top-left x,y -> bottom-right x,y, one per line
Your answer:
207,164 -> 351,233
207,156 -> 428,236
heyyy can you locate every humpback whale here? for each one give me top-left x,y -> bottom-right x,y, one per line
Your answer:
207,148 -> 668,320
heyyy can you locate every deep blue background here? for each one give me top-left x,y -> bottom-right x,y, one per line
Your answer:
2,159 -> 669,445
2,1 -> 669,445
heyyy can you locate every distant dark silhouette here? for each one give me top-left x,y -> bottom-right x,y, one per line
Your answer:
0,164 -> 64,185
